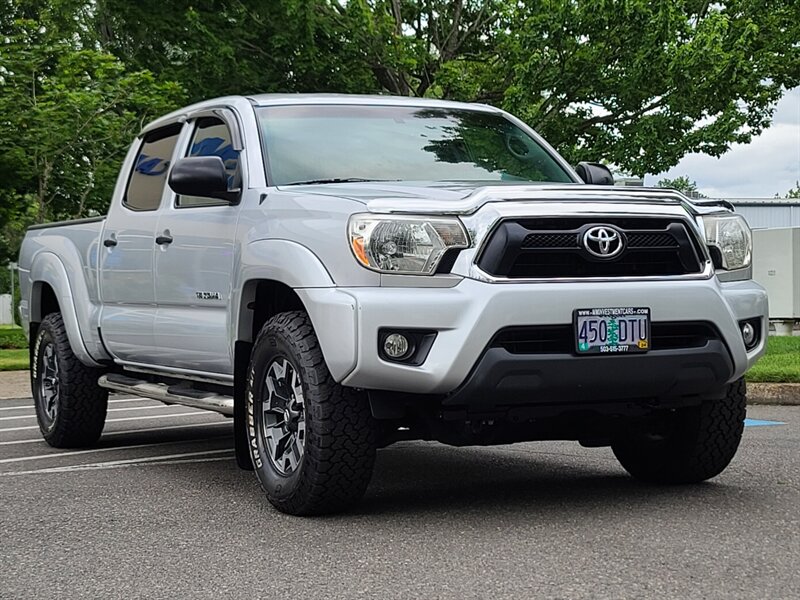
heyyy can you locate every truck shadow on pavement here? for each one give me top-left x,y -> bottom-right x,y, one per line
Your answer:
345,441 -> 756,519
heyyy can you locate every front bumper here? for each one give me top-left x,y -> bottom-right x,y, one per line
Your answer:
299,277 -> 767,396
444,341 -> 733,412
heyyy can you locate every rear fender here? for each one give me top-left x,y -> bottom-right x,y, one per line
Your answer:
29,252 -> 104,367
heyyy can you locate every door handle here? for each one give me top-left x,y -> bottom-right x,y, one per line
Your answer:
103,238 -> 117,247
155,235 -> 173,245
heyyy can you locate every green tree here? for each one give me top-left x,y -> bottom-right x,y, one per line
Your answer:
95,0 -> 383,99
657,176 -> 707,198
96,0 -> 800,177
2,0 -> 798,267
496,0 -> 799,176
777,182 -> 800,199
0,6 -> 184,263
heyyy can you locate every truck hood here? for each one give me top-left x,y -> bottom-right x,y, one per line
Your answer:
278,180 -> 728,216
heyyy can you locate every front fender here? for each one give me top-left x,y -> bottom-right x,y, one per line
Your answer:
29,252 -> 104,367
234,240 -> 362,382
238,239 -> 335,289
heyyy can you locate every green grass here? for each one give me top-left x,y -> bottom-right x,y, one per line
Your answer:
0,326 -> 26,349
747,336 -> 800,383
0,349 -> 29,371
0,329 -> 796,381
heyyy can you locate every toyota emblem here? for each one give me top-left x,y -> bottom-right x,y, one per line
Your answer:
583,225 -> 625,258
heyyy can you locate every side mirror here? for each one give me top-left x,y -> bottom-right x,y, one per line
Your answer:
168,156 -> 240,203
575,162 -> 615,186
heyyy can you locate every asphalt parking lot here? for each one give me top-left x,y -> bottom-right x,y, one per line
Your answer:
0,395 -> 798,600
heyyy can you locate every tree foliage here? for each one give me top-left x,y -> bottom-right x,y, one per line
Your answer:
776,182 -> 800,199
1,0 -> 798,263
0,1 -> 184,263
97,0 -> 800,176
657,175 -> 707,198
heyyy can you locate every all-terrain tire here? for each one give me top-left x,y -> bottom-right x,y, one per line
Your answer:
612,378 -> 747,483
246,311 -> 377,515
31,312 -> 108,447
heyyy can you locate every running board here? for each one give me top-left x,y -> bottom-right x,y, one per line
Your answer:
98,374 -> 234,416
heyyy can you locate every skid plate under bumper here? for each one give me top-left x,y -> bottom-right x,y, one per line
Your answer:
443,340 -> 734,413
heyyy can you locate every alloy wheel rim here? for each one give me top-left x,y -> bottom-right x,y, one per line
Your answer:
262,357 -> 306,475
38,341 -> 59,426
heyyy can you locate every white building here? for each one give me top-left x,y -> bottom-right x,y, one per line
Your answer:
728,198 -> 800,230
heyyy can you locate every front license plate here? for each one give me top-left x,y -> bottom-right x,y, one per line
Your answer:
574,307 -> 650,354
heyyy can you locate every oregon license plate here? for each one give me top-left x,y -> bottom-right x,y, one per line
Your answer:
574,307 -> 650,354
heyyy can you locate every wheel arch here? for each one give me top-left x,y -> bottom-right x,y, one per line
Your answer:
232,278 -> 312,473
231,240 -> 361,472
236,279 -> 306,346
28,252 -> 103,367
233,278 -> 358,383
233,239 -> 358,379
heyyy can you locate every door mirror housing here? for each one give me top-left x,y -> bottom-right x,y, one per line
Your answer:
575,162 -> 615,186
168,156 -> 240,203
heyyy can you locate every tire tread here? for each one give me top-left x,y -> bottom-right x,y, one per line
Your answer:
249,311 -> 376,515
33,313 -> 107,448
613,379 -> 746,483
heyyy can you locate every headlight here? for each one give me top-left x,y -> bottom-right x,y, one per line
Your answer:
348,214 -> 470,274
701,213 -> 752,271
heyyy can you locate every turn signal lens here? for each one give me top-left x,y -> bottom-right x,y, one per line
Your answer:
351,235 -> 369,267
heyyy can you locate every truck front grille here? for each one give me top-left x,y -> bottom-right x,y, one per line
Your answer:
492,322 -> 720,354
477,217 -> 705,279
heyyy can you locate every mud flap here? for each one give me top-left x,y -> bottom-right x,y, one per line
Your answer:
234,341 -> 254,471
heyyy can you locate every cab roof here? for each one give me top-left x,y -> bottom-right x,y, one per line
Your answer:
140,93 -> 501,137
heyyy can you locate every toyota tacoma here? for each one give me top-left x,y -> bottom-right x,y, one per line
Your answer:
18,94 -> 767,515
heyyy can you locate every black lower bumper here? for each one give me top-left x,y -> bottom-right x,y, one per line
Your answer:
442,340 -> 734,412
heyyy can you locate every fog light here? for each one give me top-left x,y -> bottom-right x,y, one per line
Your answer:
383,334 -> 410,359
741,322 -> 756,348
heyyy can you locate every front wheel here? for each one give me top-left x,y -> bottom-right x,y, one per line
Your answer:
246,311 -> 377,515
32,313 -> 108,447
612,378 -> 747,483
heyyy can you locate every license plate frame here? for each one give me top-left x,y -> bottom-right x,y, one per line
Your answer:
574,307 -> 651,355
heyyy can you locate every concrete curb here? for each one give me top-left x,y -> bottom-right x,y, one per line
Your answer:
0,370 -> 30,400
1,370 -> 799,405
747,382 -> 800,406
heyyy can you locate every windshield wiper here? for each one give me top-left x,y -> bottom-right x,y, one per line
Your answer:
282,177 -> 397,186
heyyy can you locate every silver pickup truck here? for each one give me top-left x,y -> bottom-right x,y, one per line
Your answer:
18,94 -> 767,515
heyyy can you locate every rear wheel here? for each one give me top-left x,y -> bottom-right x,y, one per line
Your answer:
612,378 -> 746,483
32,313 -> 108,447
246,311 -> 377,515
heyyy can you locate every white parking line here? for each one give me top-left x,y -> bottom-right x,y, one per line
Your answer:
0,435 -> 233,464
0,411 -> 216,433
0,397 -> 154,411
108,404 -> 166,412
0,435 -> 234,464
0,404 -> 179,422
0,421 -> 232,445
0,449 -> 234,476
109,398 -> 154,404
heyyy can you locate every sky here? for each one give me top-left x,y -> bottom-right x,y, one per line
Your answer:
644,87 -> 800,199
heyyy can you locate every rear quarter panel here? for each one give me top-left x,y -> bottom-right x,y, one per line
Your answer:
19,219 -> 110,365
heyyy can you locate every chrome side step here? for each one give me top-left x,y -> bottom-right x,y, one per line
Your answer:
98,374 -> 234,416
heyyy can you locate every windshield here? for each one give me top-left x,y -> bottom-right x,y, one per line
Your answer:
256,104 -> 574,186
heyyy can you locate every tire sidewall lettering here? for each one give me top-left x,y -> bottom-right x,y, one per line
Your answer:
246,322 -> 305,500
32,328 -> 46,382
246,366 -> 263,469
